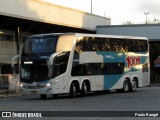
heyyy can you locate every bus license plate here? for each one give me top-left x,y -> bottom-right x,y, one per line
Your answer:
31,91 -> 37,94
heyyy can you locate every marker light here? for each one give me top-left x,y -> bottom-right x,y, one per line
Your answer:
24,61 -> 33,64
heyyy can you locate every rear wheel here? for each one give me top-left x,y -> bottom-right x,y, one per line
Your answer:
122,79 -> 130,92
130,79 -> 137,92
40,94 -> 47,99
69,82 -> 76,98
80,82 -> 87,97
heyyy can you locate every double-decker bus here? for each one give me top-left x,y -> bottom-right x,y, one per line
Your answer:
20,33 -> 150,99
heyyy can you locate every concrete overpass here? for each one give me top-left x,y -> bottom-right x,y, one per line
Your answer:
0,0 -> 111,33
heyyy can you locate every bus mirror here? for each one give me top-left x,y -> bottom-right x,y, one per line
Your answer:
11,54 -> 21,74
49,53 -> 61,65
53,57 -> 56,66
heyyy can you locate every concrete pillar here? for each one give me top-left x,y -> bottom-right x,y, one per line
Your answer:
15,26 -> 20,74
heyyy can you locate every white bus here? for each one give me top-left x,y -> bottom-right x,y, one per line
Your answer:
20,33 -> 150,99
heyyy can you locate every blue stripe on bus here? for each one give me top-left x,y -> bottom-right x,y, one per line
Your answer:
104,75 -> 123,89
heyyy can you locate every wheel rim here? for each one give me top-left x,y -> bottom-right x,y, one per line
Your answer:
81,82 -> 87,97
83,83 -> 87,92
70,83 -> 76,98
131,80 -> 137,91
73,85 -> 76,93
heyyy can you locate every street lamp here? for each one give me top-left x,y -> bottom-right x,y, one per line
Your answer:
144,12 -> 149,24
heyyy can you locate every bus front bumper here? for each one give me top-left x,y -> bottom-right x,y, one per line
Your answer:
20,86 -> 54,95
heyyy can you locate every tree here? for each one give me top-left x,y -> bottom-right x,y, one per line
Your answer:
147,18 -> 160,24
122,21 -> 135,25
122,18 -> 160,25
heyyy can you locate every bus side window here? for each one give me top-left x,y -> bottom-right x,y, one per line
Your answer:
53,52 -> 69,77
71,64 -> 86,76
103,62 -> 124,75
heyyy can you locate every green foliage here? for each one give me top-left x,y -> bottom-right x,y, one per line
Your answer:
147,18 -> 160,24
122,18 -> 160,25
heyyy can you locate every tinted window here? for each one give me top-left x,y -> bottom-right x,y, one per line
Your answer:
21,60 -> 53,82
0,35 -> 13,41
23,36 -> 57,54
31,38 -> 55,53
71,62 -> 124,76
76,37 -> 148,52
53,52 -> 70,77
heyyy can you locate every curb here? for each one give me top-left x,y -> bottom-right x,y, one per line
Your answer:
0,94 -> 22,98
148,83 -> 160,87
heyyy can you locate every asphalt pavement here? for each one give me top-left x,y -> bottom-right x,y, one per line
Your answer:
0,85 -> 160,120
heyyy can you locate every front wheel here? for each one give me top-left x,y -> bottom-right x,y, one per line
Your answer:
69,83 -> 76,98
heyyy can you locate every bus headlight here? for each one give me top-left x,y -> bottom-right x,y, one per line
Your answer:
37,82 -> 51,88
46,83 -> 51,87
20,83 -> 23,87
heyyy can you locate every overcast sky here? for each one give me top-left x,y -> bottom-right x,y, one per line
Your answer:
42,0 -> 160,25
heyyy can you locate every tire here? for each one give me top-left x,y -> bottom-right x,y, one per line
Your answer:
69,82 -> 76,98
40,94 -> 47,99
53,94 -> 58,98
130,79 -> 137,92
80,82 -> 87,97
122,79 -> 130,92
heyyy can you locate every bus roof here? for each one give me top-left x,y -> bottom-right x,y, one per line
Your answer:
30,33 -> 148,40
75,33 -> 148,40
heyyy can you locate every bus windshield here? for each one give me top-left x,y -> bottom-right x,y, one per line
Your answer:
21,34 -> 74,83
23,36 -> 57,54
21,60 -> 53,82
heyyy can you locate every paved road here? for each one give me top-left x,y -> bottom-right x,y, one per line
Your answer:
0,87 -> 160,120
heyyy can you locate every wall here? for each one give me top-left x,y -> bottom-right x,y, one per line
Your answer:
97,24 -> 160,40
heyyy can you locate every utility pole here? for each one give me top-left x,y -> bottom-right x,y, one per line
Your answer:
14,26 -> 20,74
91,0 -> 92,14
144,12 -> 149,24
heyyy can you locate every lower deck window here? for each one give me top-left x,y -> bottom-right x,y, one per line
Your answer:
71,62 -> 124,76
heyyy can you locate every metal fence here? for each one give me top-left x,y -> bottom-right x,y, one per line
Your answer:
0,74 -> 20,95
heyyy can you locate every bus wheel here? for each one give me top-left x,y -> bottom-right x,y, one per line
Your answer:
69,82 -> 76,98
53,94 -> 58,98
122,79 -> 130,92
81,82 -> 87,97
40,94 -> 47,99
130,79 -> 137,92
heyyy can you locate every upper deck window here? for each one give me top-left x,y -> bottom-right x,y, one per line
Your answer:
23,36 -> 57,54
75,37 -> 148,53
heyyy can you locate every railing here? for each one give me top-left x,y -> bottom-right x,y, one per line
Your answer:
0,74 -> 21,96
